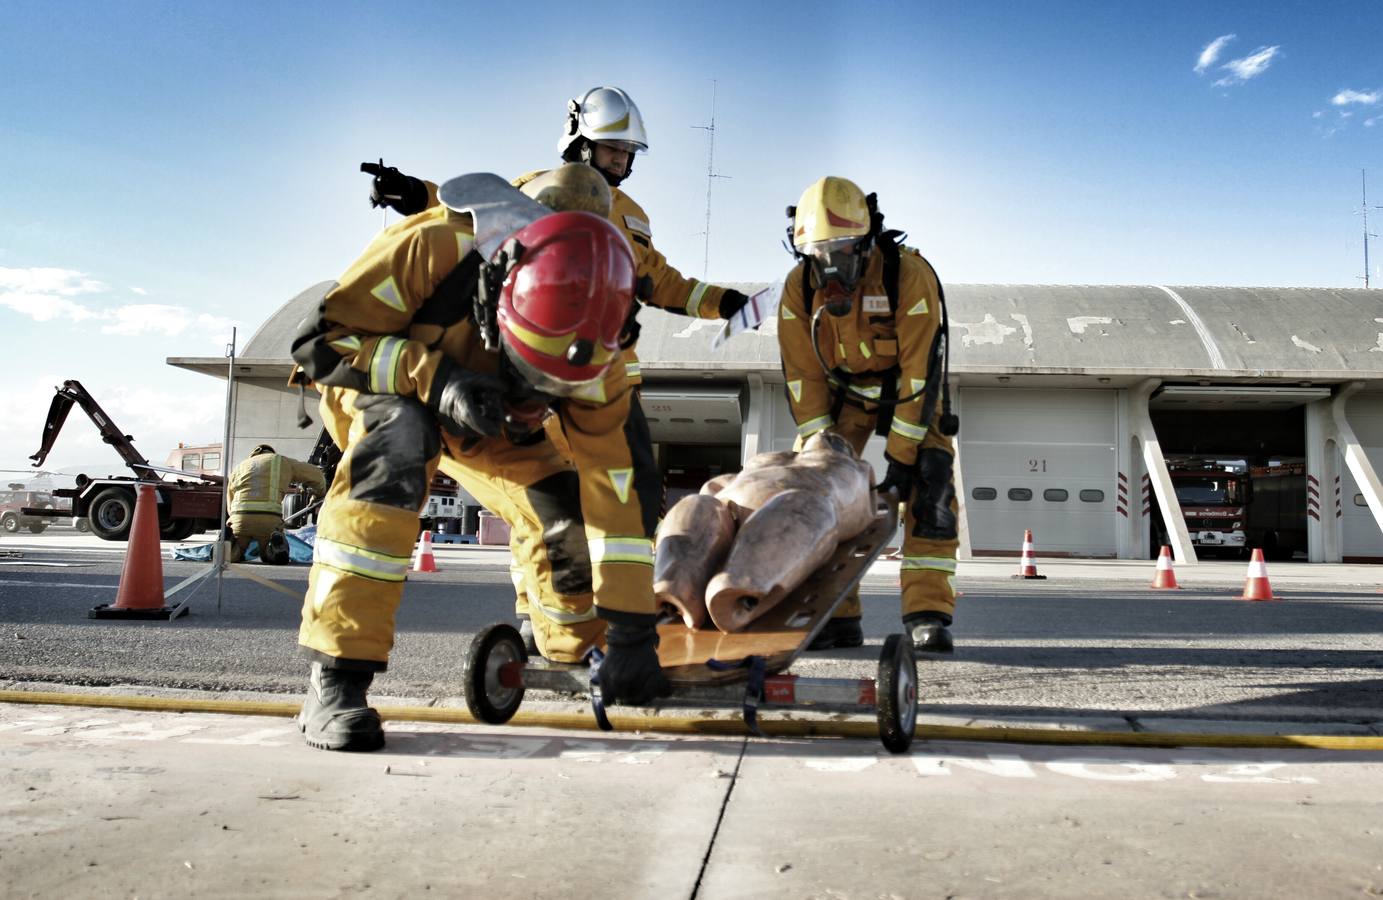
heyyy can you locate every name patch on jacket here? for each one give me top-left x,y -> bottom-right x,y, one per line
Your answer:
623,215 -> 652,237
862,294 -> 890,314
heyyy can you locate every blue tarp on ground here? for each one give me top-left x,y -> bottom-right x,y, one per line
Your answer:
173,526 -> 316,564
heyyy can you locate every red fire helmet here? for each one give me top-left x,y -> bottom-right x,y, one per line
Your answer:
497,210 -> 636,396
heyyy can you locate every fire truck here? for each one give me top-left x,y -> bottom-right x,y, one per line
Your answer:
1166,457 -> 1307,559
1167,458 -> 1249,556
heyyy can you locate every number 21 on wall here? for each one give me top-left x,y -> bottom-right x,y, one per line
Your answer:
1027,459 -> 1047,473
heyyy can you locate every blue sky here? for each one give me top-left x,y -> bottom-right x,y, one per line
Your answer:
2,0 -> 1381,474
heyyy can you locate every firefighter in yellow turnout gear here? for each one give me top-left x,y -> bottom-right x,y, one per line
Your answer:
291,172 -> 669,752
226,444 -> 325,563
777,176 -> 960,654
363,87 -> 751,652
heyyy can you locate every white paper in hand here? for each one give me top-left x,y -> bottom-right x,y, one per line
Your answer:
710,281 -> 784,352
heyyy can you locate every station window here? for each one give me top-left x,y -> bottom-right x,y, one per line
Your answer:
1356,493 -> 1368,507
1043,489 -> 1069,502
1008,488 -> 1033,501
1079,489 -> 1105,503
203,453 -> 221,471
181,454 -> 201,472
971,487 -> 997,501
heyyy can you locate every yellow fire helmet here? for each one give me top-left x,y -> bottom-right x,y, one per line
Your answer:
793,176 -> 873,303
792,176 -> 870,252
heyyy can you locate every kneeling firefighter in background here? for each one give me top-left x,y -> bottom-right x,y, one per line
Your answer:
226,444 -> 325,564
776,176 -> 960,654
289,169 -> 669,752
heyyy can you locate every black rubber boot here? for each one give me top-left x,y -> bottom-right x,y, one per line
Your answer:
517,616 -> 539,656
905,612 -> 955,655
807,616 -> 864,651
297,662 -> 385,752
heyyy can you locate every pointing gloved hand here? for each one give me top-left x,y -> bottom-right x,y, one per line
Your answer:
717,289 -> 750,320
876,454 -> 916,501
430,366 -> 505,439
597,618 -> 672,706
360,159 -> 430,216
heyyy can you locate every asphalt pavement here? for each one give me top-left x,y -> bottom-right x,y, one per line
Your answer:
4,528 -> 1383,898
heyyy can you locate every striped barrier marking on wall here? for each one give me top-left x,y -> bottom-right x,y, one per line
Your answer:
1117,471 -> 1128,518
1307,474 -> 1321,521
1141,474 -> 1151,517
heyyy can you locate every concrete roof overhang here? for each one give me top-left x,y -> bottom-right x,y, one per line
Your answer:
170,280 -> 1383,394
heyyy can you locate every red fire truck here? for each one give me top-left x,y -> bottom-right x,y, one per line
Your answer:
1166,457 -> 1307,559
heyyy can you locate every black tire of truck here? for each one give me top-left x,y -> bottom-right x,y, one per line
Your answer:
89,487 -> 137,541
27,523 -> 47,534
159,518 -> 198,541
0,513 -> 18,534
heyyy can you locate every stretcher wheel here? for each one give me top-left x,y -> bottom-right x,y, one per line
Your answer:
464,623 -> 527,724
876,633 -> 918,754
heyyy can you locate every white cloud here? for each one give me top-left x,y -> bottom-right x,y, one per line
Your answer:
1332,89 -> 1381,107
0,267 -> 107,322
130,286 -> 148,295
1194,34 -> 1235,74
0,265 -> 239,345
1214,45 -> 1280,86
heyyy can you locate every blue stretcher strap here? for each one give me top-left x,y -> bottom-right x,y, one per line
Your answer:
707,655 -> 768,736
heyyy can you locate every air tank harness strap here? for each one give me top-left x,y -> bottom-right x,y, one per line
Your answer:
828,366 -> 901,436
706,655 -> 768,736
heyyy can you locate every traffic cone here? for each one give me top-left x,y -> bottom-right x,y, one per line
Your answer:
89,483 -> 186,620
1150,545 -> 1180,589
1012,529 -> 1046,579
413,529 -> 438,573
1238,548 -> 1279,601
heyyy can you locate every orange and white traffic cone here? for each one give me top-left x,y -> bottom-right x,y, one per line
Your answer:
89,483 -> 186,620
1238,548 -> 1278,601
1012,529 -> 1046,580
1150,545 -> 1180,589
413,529 -> 438,573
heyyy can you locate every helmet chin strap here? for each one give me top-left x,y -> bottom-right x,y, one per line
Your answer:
577,140 -> 631,187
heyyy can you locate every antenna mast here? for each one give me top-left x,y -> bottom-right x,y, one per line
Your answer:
691,80 -> 730,278
1360,169 -> 1381,289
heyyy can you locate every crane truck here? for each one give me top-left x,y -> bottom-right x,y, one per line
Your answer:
25,380 -> 224,541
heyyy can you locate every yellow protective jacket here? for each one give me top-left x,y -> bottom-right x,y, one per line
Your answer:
777,249 -> 944,467
228,453 -> 325,517
292,204 -> 655,617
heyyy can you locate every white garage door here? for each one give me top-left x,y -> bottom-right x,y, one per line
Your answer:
1341,393 -> 1383,560
959,387 -> 1118,557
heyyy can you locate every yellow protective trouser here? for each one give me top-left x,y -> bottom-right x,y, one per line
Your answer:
299,388 -> 608,668
485,396 -> 659,660
443,437 -> 606,664
299,390 -> 440,668
228,512 -> 283,563
806,402 -> 959,621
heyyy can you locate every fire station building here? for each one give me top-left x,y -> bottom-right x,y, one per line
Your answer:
170,281 -> 1383,564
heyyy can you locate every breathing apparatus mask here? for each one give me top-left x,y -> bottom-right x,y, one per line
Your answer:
802,234 -> 871,316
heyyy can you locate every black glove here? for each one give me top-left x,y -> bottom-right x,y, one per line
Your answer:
717,289 -> 750,320
876,455 -> 915,500
360,159 -> 429,216
598,619 -> 671,706
429,366 -> 504,439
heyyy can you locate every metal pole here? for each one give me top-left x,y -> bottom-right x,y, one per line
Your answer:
1363,170 -> 1371,290
215,328 -> 237,614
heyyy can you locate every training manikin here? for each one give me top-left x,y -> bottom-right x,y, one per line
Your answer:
652,431 -> 877,633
